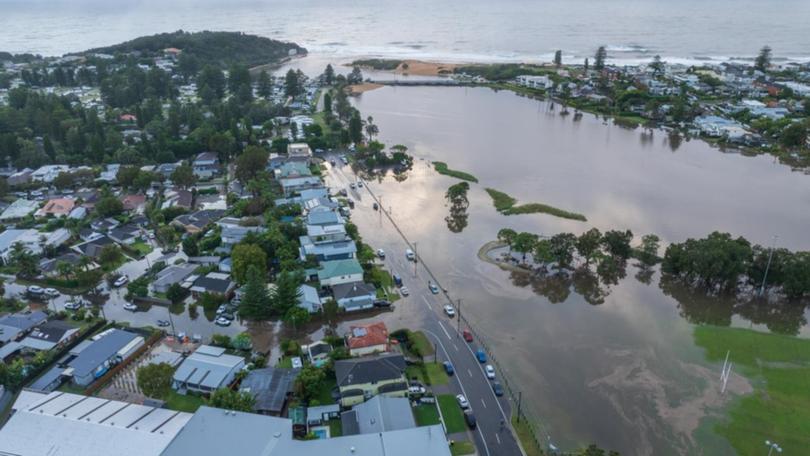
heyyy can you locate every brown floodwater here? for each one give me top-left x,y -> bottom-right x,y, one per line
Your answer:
346,86 -> 810,455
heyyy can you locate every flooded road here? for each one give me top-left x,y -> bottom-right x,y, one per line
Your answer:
343,86 -> 810,454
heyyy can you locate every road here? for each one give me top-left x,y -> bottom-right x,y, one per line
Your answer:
325,159 -> 524,456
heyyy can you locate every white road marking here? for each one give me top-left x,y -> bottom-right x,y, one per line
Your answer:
437,319 -> 453,340
476,427 -> 492,456
468,369 -> 473,378
453,343 -> 459,352
495,433 -> 501,444
481,398 -> 487,408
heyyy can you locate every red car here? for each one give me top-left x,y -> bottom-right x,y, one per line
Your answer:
462,329 -> 473,343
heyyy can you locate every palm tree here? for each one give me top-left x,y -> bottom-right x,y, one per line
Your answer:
56,261 -> 74,280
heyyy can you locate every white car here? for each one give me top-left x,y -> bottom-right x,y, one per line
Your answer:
64,301 -> 82,310
399,286 -> 410,296
26,285 -> 44,295
114,275 -> 129,287
376,249 -> 386,259
123,303 -> 138,311
405,249 -> 415,261
443,305 -> 456,317
408,385 -> 427,395
485,365 -> 496,380
44,288 -> 60,298
215,317 -> 232,326
456,394 -> 469,409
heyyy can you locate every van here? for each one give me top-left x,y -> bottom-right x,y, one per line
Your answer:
405,249 -> 415,261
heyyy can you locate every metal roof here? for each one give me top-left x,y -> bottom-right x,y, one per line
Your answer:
172,345 -> 244,390
67,329 -> 141,379
239,367 -> 298,414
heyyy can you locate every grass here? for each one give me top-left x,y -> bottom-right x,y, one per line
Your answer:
484,187 -> 587,221
694,326 -> 810,454
433,161 -> 479,183
368,266 -> 400,303
276,356 -> 293,368
165,391 -> 205,412
437,394 -> 467,434
328,418 -> 343,437
312,378 -> 338,405
407,362 -> 450,386
511,415 -> 545,456
450,441 -> 476,456
413,402 -> 442,426
130,241 -> 153,255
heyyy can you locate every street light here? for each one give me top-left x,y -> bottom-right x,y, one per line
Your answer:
765,440 -> 782,456
759,235 -> 778,297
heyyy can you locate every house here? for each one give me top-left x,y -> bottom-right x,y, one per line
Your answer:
306,223 -> 348,243
306,209 -> 343,227
297,284 -> 322,313
299,237 -> 356,262
190,272 -> 235,297
120,194 -> 147,212
31,164 -> 70,183
216,217 -> 266,248
287,142 -> 312,159
39,253 -> 97,277
90,217 -> 120,233
108,223 -> 142,245
20,320 -> 80,351
239,367 -> 299,416
303,340 -> 332,367
171,209 -> 225,234
334,353 -> 408,407
279,176 -> 322,197
35,198 -> 76,217
65,329 -> 144,386
98,164 -> 121,182
317,259 -> 364,287
275,161 -> 312,179
302,196 -> 339,213
346,322 -> 390,357
0,228 -> 70,264
333,281 -> 377,312
0,311 -> 48,345
516,74 -> 552,90
72,235 -> 116,260
6,168 -> 32,186
172,345 -> 245,394
192,151 -> 221,179
306,403 -> 340,427
341,395 -> 416,436
155,162 -> 181,178
161,188 -> 193,210
151,263 -> 198,294
0,199 -> 39,221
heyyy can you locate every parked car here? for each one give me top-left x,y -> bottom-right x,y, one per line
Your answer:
464,410 -> 477,429
429,282 -> 439,294
215,317 -> 232,326
44,288 -> 60,298
26,285 -> 44,295
357,181 -> 363,188
456,394 -> 469,409
443,361 -> 455,376
220,313 -> 235,321
373,299 -> 392,308
64,301 -> 82,310
408,385 -> 427,395
405,249 -> 415,261
463,329 -> 474,343
476,349 -> 487,363
123,303 -> 138,311
484,364 -> 497,379
443,305 -> 456,317
400,286 -> 410,296
492,381 -> 504,397
372,202 -> 378,210
377,248 -> 386,259
156,320 -> 170,327
350,183 -> 356,189
393,274 -> 403,286
113,275 -> 129,288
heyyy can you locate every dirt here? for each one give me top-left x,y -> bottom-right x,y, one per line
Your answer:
345,82 -> 384,95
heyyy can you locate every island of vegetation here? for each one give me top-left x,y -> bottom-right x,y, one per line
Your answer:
485,188 -> 587,221
432,161 -> 478,182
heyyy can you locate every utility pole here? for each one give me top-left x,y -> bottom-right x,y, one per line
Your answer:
516,391 -> 523,423
759,235 -> 778,297
378,195 -> 383,226
413,241 -> 418,277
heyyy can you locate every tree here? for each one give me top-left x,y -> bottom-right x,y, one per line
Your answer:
116,166 -> 141,188
781,252 -> 810,299
197,65 -> 225,102
554,50 -> 562,67
549,233 -> 577,270
602,230 -> 634,259
284,305 -> 310,329
136,363 -> 174,399
755,45 -> 772,72
10,242 -> 38,278
512,232 -> 539,263
171,164 -> 196,188
284,69 -> 301,97
231,332 -> 253,351
235,146 -> 268,184
576,228 -> 603,265
365,116 -> 379,140
257,70 -> 271,98
323,92 -> 332,113
348,112 -> 363,144
295,365 -> 326,401
98,244 -> 122,266
271,270 -> 304,315
231,243 -> 267,284
780,121 -> 808,148
239,265 -> 272,320
650,55 -> 664,77
208,388 -> 255,412
324,64 -> 335,85
95,196 -> 123,217
322,298 -> 339,325
637,234 -> 661,266
182,236 -> 199,256
497,228 -> 517,250
166,283 -> 188,304
594,46 -> 607,70
584,58 -> 589,72
347,66 -> 363,84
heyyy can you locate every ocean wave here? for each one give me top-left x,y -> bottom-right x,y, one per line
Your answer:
605,44 -> 649,53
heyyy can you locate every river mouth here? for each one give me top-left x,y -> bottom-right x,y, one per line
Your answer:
339,85 -> 810,454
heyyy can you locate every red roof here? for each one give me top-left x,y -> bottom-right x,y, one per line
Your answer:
346,322 -> 389,350
120,194 -> 146,211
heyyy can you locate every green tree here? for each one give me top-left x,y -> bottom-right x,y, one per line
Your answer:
257,70 -> 271,98
497,228 -> 517,251
554,50 -> 562,67
95,196 -> 124,217
231,332 -> 253,351
231,243 -> 267,284
284,69 -> 301,97
782,252 -> 810,299
637,234 -> 661,266
171,164 -> 196,188
182,236 -> 199,256
549,232 -> 577,270
348,112 -> 363,144
650,55 -> 664,77
602,230 -> 634,259
780,121 -> 808,148
116,165 -> 141,188
512,232 -> 539,263
324,64 -> 335,85
136,362 -> 174,399
576,228 -> 603,265
594,46 -> 607,70
239,265 -> 272,320
98,244 -> 122,266
235,145 -> 268,184
295,365 -> 326,401
323,92 -> 332,112
347,66 -> 363,84
208,388 -> 255,412
271,270 -> 304,315
166,283 -> 188,304
10,242 -> 38,278
284,305 -> 310,330
755,45 -> 772,72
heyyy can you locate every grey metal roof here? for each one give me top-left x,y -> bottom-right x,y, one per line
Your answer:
152,264 -> 198,288
332,282 -> 376,301
0,310 -> 47,331
343,396 -> 416,436
29,366 -> 67,392
172,345 -> 244,390
67,329 -> 141,379
334,354 -> 406,387
239,367 -> 298,414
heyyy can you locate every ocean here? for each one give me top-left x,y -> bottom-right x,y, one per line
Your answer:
1,0 -> 809,66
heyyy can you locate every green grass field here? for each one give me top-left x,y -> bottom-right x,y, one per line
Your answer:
433,161 -> 479,183
484,187 -> 586,221
411,330 -> 435,357
165,391 -> 205,412
437,394 -> 467,434
694,326 -> 810,454
328,418 -> 343,437
406,362 -> 450,386
413,402 -> 441,426
450,440 -> 476,456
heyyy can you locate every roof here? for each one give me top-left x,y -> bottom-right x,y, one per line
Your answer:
161,406 -> 291,456
172,345 -> 244,390
333,282 -> 377,302
73,235 -> 115,258
28,366 -> 67,392
68,329 -> 141,379
342,396 -> 416,436
153,264 -> 198,288
0,391 -> 192,456
172,209 -> 226,230
0,198 -> 39,220
239,367 -> 298,414
120,194 -> 147,210
306,210 -> 342,226
271,424 -> 450,456
0,310 -> 47,331
36,197 -> 75,216
194,151 -> 219,162
300,238 -> 357,259
191,273 -> 234,294
334,353 -> 406,387
23,319 -> 78,346
346,322 -> 389,350
317,259 -> 363,281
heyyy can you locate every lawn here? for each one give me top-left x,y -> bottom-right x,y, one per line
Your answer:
433,161 -> 479,183
410,330 -> 435,357
312,378 -> 337,405
413,402 -> 441,427
276,356 -> 293,368
406,363 -> 449,386
129,241 -> 153,256
165,391 -> 205,412
437,394 -> 467,434
694,326 -> 810,454
368,266 -> 400,303
450,441 -> 476,456
511,415 -> 545,456
484,187 -> 587,221
328,418 -> 343,437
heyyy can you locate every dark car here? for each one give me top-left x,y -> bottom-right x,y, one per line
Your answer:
476,349 -> 487,363
393,274 -> 403,286
443,361 -> 455,376
463,329 -> 473,343
492,381 -> 504,397
373,299 -> 392,308
464,411 -> 477,429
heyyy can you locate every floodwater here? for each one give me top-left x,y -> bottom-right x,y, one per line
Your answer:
345,86 -> 810,454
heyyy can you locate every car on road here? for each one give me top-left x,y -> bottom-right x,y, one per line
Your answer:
64,301 -> 82,310
156,320 -> 170,327
372,202 -> 378,210
456,394 -> 469,409
485,364 -> 496,379
443,305 -> 456,317
393,274 -> 403,286
215,317 -> 231,326
26,285 -> 44,296
338,189 -> 347,197
443,361 -> 455,376
44,288 -> 60,298
405,249 -> 415,261
341,155 -> 348,164
429,282 -> 439,294
492,381 -> 504,397
476,349 -> 487,363
123,303 -> 138,311
373,299 -> 391,308
357,181 -> 363,188
464,410 -> 477,429
463,329 -> 474,343
330,159 -> 336,166
376,248 -> 385,259
350,183 -> 356,189
399,286 -> 410,296
113,275 -> 129,288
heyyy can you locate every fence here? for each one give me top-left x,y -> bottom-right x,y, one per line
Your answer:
361,180 -> 561,455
